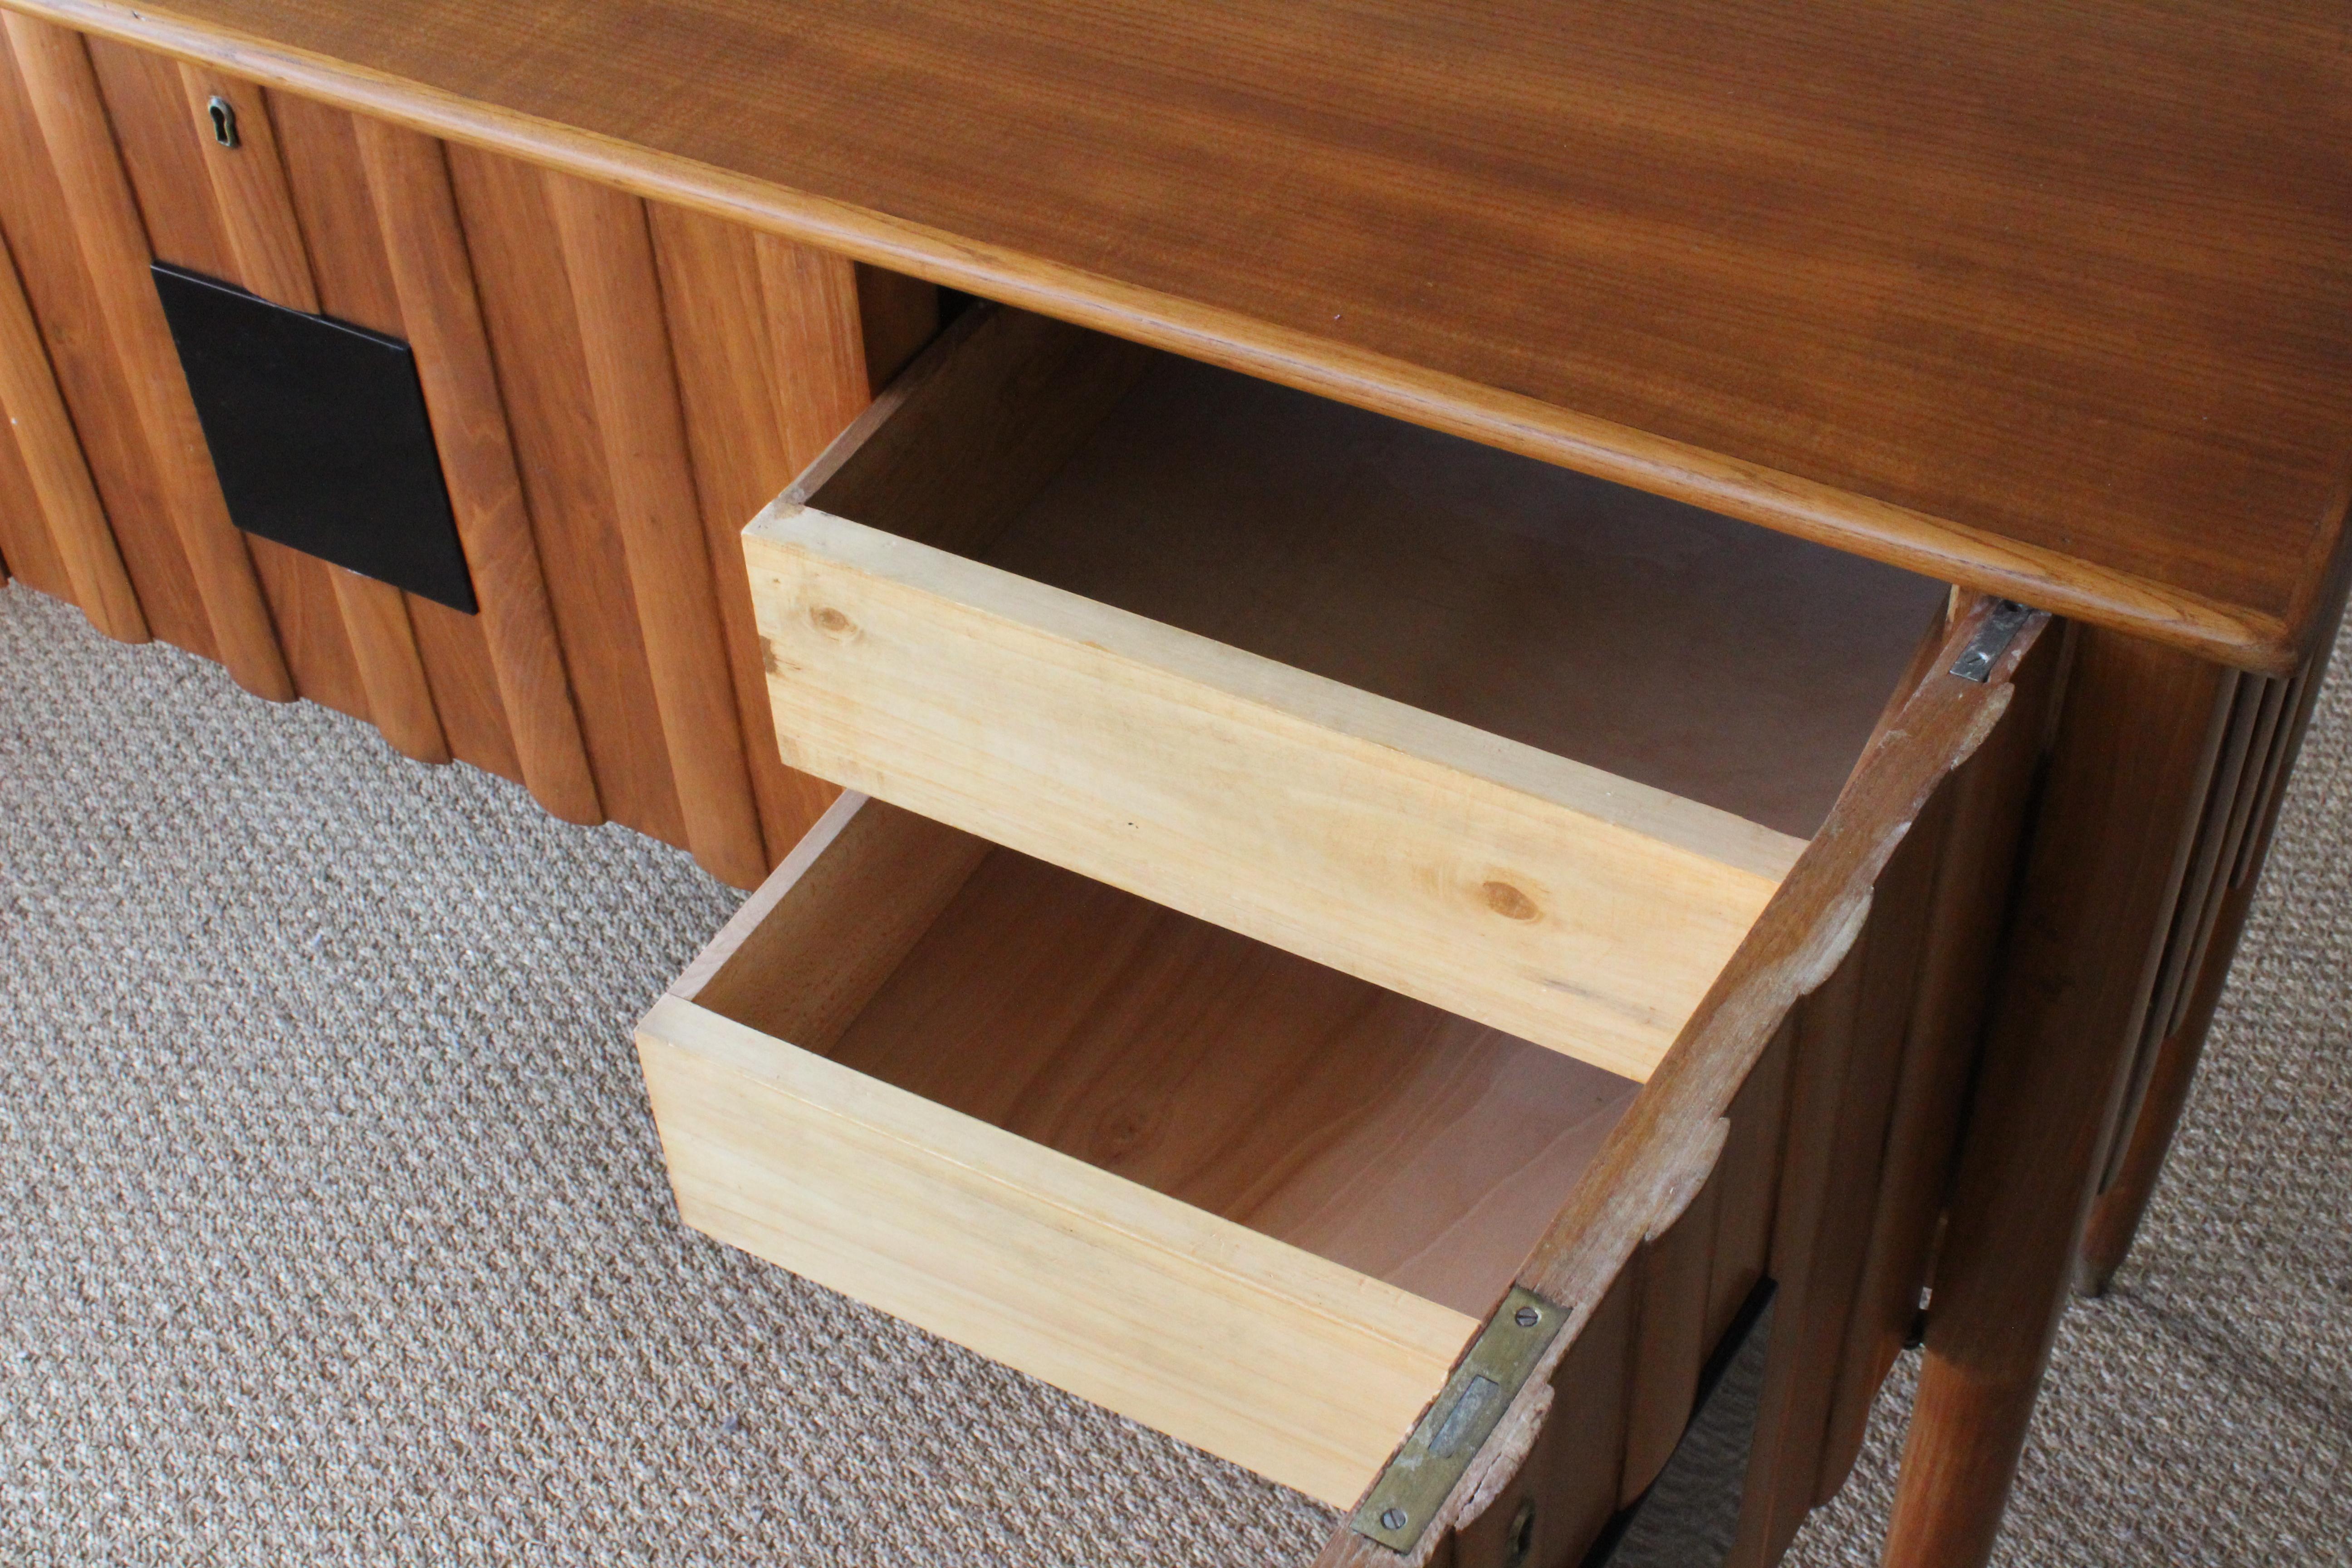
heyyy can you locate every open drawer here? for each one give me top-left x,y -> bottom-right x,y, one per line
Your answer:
638,791 -> 1642,1509
635,568 -> 2047,1545
743,305 -> 1953,1080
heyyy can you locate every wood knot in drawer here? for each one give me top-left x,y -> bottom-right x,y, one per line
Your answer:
808,604 -> 860,639
1480,880 -> 1542,922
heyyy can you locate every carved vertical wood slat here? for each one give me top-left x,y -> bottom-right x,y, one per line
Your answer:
1886,632 -> 2235,1568
1812,628 -> 2061,1500
0,37 -> 209,654
542,169 -> 766,888
1619,1169 -> 1725,1507
0,13 -> 289,697
1705,1026 -> 1793,1353
446,142 -> 688,847
266,90 -> 515,781
0,227 -> 147,641
170,64 -> 449,764
2079,603 -> 2339,1294
650,204 -> 852,861
342,111 -> 605,822
81,34 -> 374,719
1719,946 -> 1867,1568
2085,670 -> 2264,1189
0,372 -> 58,594
1758,807 -> 1950,1546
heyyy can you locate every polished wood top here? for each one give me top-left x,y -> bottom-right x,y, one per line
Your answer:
21,0 -> 2352,669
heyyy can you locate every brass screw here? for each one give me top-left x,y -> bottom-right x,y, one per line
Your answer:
1514,1305 -> 1540,1328
1381,1508 -> 1408,1531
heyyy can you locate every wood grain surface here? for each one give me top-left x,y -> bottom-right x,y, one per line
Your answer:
1313,599 -> 2047,1568
2,12 -> 290,697
0,33 -> 212,655
543,170 -> 766,887
12,0 -> 2351,669
1885,632 -> 2235,1568
173,63 -> 451,763
750,307 -> 1955,1079
334,108 -> 597,811
645,791 -> 1640,1509
0,228 -> 146,641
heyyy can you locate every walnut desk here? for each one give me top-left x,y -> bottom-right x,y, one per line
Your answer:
0,3 -> 2345,1565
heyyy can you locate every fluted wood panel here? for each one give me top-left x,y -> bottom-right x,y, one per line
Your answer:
0,14 -> 284,691
1813,629 -> 2061,1501
1425,677 -> 2047,1568
0,22 -> 926,885
542,169 -> 766,888
0,227 -> 146,640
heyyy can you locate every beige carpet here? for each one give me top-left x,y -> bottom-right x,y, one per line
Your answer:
2,579 -> 2344,1566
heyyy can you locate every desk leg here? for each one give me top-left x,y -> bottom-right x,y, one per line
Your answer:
1881,629 -> 2233,1568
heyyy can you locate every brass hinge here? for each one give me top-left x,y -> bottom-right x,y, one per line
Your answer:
1350,1287 -> 1569,1554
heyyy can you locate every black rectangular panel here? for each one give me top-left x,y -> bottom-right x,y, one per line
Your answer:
152,262 -> 477,614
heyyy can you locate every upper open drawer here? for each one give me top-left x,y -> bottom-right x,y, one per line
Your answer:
744,306 -> 1950,1080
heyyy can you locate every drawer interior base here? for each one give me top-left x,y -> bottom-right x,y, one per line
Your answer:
690,795 -> 1639,1320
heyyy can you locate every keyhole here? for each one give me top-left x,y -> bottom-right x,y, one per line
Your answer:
207,95 -> 238,149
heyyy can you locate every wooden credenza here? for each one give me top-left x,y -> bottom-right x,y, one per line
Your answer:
2,6 -> 2345,1568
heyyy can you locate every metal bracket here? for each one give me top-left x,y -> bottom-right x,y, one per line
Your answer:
1351,1287 -> 1569,1554
1950,599 -> 2035,682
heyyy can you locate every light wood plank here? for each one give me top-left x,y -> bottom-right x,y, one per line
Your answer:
638,991 -> 1475,1510
747,506 -> 1796,1082
648,791 -> 1639,1504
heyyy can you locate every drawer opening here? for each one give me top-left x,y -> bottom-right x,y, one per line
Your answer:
677,793 -> 1637,1324
747,305 -> 1952,1081
642,790 -> 1637,1504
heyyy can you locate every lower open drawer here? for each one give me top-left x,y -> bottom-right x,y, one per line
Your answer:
636,790 -> 1638,1509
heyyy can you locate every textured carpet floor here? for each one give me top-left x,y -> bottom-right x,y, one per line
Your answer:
2,580 -> 2345,1566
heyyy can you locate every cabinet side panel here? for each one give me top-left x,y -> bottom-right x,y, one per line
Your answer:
0,27 -> 211,657
542,170 -> 764,887
1755,798 -> 1951,1554
446,142 -> 686,846
271,88 -> 524,777
86,36 -> 359,716
1811,629 -> 2059,1500
649,202 -> 851,860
